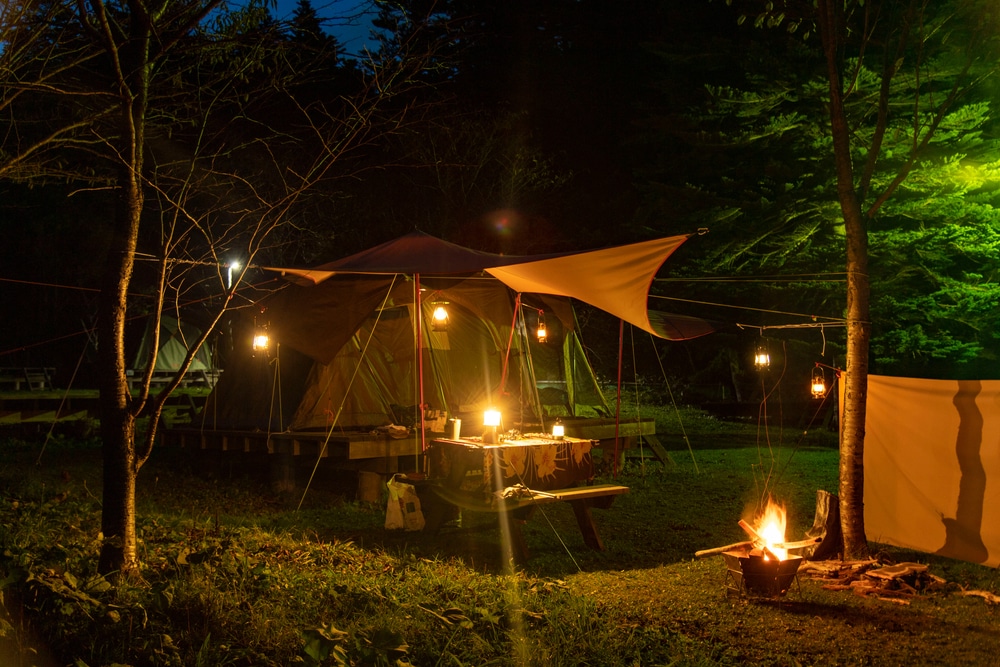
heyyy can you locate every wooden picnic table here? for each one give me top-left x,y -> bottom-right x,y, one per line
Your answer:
422,435 -> 628,562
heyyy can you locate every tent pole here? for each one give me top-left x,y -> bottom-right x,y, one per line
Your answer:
614,319 -> 624,478
414,274 -> 427,452
516,300 -> 546,432
498,293 -> 521,398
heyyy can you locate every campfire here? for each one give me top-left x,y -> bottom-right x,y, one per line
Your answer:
696,497 -> 819,599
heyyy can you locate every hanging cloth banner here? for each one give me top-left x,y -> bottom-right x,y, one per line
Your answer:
862,374 -> 1000,567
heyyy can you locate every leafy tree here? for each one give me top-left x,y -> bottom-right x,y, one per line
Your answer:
644,0 -> 1000,557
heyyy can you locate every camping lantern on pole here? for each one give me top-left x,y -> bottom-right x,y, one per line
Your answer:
536,310 -> 548,343
431,302 -> 450,332
483,408 -> 501,444
251,314 -> 270,356
810,366 -> 827,399
754,343 -> 770,370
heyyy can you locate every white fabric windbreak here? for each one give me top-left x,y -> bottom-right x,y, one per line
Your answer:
864,374 -> 1000,567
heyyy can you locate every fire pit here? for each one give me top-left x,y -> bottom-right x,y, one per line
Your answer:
722,549 -> 802,598
695,496 -> 814,599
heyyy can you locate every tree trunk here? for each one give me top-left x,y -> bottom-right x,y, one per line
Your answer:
818,0 -> 870,559
97,168 -> 143,577
97,23 -> 148,570
98,404 -> 139,575
840,234 -> 870,558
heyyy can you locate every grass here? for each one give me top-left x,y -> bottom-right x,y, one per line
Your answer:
0,407 -> 998,666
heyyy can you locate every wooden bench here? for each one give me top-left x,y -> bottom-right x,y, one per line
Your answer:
0,367 -> 55,391
425,483 -> 629,563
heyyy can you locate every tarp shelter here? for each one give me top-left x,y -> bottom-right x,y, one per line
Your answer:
203,231 -> 712,438
863,374 -> 1000,567
133,314 -> 213,373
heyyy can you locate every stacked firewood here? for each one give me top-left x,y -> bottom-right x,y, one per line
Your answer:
799,560 -> 957,605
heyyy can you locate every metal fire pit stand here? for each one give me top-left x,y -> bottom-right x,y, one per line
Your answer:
722,551 -> 802,600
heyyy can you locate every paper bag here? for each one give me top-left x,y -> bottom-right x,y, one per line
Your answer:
385,475 -> 425,531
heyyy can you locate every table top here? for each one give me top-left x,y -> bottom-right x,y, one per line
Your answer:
432,434 -> 591,448
429,434 -> 596,493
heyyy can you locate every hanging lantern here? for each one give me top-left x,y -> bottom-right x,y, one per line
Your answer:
431,303 -> 450,332
552,419 -> 565,440
252,319 -> 270,356
811,366 -> 827,398
754,344 -> 770,369
536,310 -> 547,343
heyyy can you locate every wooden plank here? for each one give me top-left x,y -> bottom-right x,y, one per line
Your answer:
436,484 -> 628,513
20,410 -> 89,423
639,434 -> 674,465
346,437 -> 421,460
529,484 -> 629,506
564,419 -> 656,440
0,410 -> 21,424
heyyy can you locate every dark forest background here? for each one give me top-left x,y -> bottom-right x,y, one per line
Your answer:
2,0 -> 998,407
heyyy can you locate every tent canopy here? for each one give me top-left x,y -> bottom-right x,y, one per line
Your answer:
269,230 -> 714,341
205,231 -> 713,433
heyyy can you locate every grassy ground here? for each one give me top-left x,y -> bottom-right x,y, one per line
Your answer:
1,409 -> 998,666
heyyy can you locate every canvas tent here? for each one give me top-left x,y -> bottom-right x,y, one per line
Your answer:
133,314 -> 214,373
202,231 -> 711,439
862,374 -> 1000,568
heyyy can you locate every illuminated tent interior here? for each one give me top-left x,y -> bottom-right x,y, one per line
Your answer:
200,231 -> 713,437
133,314 -> 214,373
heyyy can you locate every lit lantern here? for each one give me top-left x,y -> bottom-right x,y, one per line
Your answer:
483,408 -> 501,444
431,303 -> 450,331
536,310 -> 547,343
754,345 -> 770,369
810,367 -> 827,398
252,320 -> 270,356
483,408 -> 501,427
552,419 -> 565,440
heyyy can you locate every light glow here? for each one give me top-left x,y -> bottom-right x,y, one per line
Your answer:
755,498 -> 788,561
483,408 -> 501,427
431,304 -> 450,331
536,310 -> 547,343
252,333 -> 270,352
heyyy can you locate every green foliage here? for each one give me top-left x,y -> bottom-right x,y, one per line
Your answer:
1,436 -> 999,665
636,0 -> 1000,378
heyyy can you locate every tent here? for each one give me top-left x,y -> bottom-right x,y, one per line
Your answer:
133,314 -> 214,373
202,231 -> 712,439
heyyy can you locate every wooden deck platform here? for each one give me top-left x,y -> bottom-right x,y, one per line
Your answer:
162,426 -> 425,463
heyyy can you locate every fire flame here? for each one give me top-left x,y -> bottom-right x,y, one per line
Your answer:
755,498 -> 788,560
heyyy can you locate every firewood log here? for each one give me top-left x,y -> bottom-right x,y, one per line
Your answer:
694,540 -> 754,558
